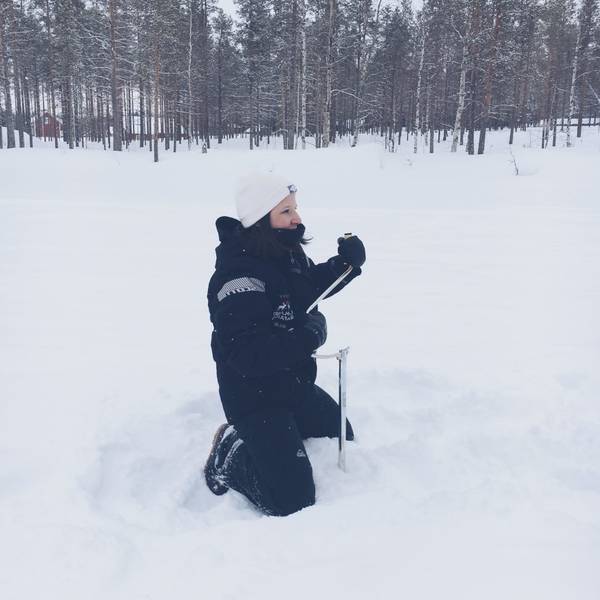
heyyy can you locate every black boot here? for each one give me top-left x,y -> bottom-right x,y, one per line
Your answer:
204,424 -> 238,496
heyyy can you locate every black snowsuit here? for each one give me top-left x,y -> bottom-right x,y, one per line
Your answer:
207,217 -> 361,516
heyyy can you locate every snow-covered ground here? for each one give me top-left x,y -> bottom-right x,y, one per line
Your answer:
1,129 -> 599,599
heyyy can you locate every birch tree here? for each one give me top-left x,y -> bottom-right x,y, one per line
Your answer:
451,7 -> 470,152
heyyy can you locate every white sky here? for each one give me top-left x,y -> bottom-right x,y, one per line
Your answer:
217,0 -> 236,17
216,0 -> 423,20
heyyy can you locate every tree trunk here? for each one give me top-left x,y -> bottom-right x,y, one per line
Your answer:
509,75 -> 518,144
0,5 -> 16,149
217,30 -> 223,144
477,1 -> 501,155
413,29 -> 425,154
201,0 -> 210,148
451,32 -> 469,152
14,62 -> 25,147
68,75 -> 76,149
300,8 -> 307,150
139,79 -> 145,147
188,0 -> 193,150
566,27 -> 580,148
153,32 -> 160,162
427,84 -> 434,154
33,61 -> 42,142
249,78 -> 254,150
322,0 -> 336,148
467,67 -> 477,155
109,0 -> 123,151
98,92 -> 106,150
147,85 -> 152,152
127,84 -> 134,146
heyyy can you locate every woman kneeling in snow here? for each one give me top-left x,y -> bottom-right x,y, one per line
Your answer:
204,173 -> 365,516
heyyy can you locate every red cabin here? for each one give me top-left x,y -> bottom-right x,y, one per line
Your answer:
35,112 -> 62,138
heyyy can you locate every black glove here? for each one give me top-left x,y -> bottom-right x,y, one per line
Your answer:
302,310 -> 327,350
337,235 -> 366,268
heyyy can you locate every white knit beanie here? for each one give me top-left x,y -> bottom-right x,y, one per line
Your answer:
235,173 -> 297,228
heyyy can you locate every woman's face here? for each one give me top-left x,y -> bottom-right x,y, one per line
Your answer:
269,193 -> 302,229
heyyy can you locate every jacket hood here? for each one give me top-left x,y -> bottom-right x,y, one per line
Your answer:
214,216 -> 247,268
213,215 -> 307,270
215,216 -> 243,243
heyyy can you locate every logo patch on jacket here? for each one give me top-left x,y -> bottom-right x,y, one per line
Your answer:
217,277 -> 265,302
272,294 -> 294,322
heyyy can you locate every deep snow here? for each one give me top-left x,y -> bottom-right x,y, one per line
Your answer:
1,129 -> 600,600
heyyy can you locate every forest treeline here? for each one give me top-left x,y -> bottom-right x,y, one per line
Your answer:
1,0 -> 599,160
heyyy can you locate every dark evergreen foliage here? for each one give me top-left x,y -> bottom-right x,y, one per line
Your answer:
0,0 -> 598,158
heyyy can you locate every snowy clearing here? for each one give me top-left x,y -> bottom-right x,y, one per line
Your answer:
1,130 -> 600,600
